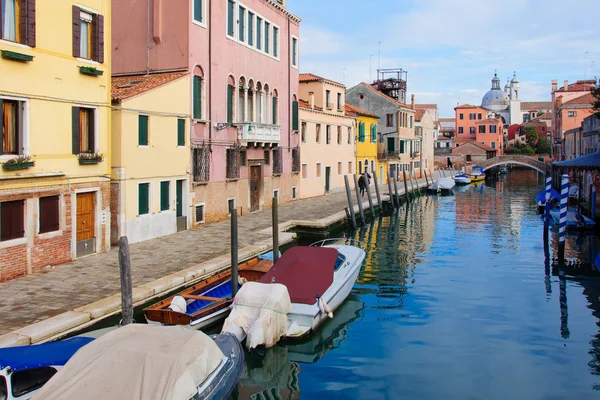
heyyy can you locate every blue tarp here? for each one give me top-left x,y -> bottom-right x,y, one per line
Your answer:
554,152 -> 600,168
536,188 -> 560,204
257,250 -> 281,261
0,337 -> 93,371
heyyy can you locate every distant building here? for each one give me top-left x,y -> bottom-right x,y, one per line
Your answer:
437,118 -> 455,148
583,115 -> 600,155
454,104 -> 488,145
345,104 -> 385,185
414,109 -> 435,171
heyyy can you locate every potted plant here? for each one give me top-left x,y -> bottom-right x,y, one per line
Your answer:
78,152 -> 104,165
2,155 -> 35,171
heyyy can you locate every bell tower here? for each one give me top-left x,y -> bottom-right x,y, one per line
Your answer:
509,72 -> 522,124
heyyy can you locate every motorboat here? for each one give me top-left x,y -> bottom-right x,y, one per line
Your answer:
144,251 -> 277,330
550,208 -> 596,230
428,177 -> 456,194
499,166 -> 508,174
453,173 -> 471,185
469,166 -> 486,183
31,324 -> 244,400
222,242 -> 365,348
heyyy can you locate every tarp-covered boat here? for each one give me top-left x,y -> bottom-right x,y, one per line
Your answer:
550,208 -> 596,230
428,177 -> 456,193
32,324 -> 243,400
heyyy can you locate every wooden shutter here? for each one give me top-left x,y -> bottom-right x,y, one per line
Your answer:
138,184 -> 149,215
1,200 -> 25,241
72,6 -> 81,58
193,76 -> 201,119
272,97 -> 277,125
399,140 -> 404,153
72,107 -> 80,154
88,109 -> 95,152
138,115 -> 148,145
92,14 -> 104,63
292,101 -> 298,131
226,85 -> 233,123
39,196 -> 59,234
18,0 -> 36,47
19,0 -> 27,45
177,119 -> 185,146
160,181 -> 169,211
0,99 -> 4,156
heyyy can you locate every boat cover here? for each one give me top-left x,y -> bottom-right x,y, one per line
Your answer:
222,282 -> 291,349
536,188 -> 560,204
471,166 -> 484,175
429,177 -> 455,191
0,337 -> 94,371
258,246 -> 338,305
31,324 -> 225,400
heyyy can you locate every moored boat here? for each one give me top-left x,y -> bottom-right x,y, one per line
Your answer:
469,166 -> 486,182
31,324 -> 244,400
144,251 -> 276,330
428,177 -> 456,194
453,174 -> 471,185
550,208 -> 596,230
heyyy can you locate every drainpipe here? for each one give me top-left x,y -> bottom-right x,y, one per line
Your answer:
147,0 -> 150,75
208,0 -> 212,150
288,17 -> 291,153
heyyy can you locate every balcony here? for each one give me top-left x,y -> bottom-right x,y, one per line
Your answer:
378,151 -> 400,161
237,123 -> 281,147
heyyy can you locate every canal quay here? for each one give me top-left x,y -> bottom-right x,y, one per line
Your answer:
226,169 -> 600,399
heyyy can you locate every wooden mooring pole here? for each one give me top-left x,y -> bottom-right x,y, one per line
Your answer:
118,236 -> 133,326
543,174 -> 552,244
423,168 -> 429,187
373,170 -> 382,208
558,174 -> 569,262
387,170 -> 395,208
272,197 -> 279,263
344,175 -> 357,230
231,209 -> 239,297
402,169 -> 410,202
353,174 -> 366,224
365,177 -> 375,218
393,169 -> 401,207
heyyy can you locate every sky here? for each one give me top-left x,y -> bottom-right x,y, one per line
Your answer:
286,0 -> 600,117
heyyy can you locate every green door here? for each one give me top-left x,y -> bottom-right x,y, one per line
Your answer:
387,138 -> 395,154
176,180 -> 183,217
325,167 -> 331,192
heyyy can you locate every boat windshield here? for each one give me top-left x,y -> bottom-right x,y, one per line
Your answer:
334,253 -> 346,271
11,367 -> 57,398
1,375 -> 7,400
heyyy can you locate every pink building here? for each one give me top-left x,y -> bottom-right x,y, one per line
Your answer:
113,0 -> 300,224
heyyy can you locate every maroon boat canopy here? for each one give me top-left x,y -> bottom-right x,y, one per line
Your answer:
258,246 -> 338,305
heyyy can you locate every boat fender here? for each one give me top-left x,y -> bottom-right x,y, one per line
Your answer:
168,295 -> 187,313
316,295 -> 333,319
238,276 -> 248,286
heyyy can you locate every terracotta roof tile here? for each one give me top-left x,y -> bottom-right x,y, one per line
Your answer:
454,104 -> 481,109
414,104 -> 437,110
415,109 -> 426,121
344,103 -> 378,118
357,82 -> 414,111
439,117 -> 455,122
298,99 -> 323,111
112,71 -> 188,101
299,73 -> 344,87
556,80 -> 596,92
475,118 -> 502,124
563,93 -> 595,106
521,101 -> 552,111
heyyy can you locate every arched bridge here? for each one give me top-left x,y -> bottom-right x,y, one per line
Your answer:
480,155 -> 548,174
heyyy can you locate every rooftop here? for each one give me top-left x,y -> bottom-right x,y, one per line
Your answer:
556,80 -> 597,92
355,82 -> 414,111
415,109 -> 426,122
475,118 -> 502,124
112,71 -> 188,101
299,73 -> 345,88
562,93 -> 595,106
521,101 -> 552,111
344,103 -> 379,118
454,104 -> 482,110
414,104 -> 438,110
298,99 -> 323,111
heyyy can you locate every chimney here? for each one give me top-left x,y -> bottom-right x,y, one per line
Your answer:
551,80 -> 558,92
564,80 -> 568,91
309,92 -> 315,110
411,94 -> 415,108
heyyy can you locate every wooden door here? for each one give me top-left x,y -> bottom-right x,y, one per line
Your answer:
325,167 -> 331,192
176,180 -> 183,217
250,165 -> 261,212
76,192 -> 96,257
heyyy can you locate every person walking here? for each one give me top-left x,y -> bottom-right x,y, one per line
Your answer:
359,167 -> 372,197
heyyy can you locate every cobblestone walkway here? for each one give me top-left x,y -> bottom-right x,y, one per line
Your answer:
0,189 -> 387,335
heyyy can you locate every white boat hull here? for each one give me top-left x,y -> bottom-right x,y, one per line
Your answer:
454,176 -> 471,185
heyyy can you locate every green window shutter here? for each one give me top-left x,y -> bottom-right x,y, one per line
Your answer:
272,97 -> 277,125
371,125 -> 377,142
226,85 -> 233,123
177,119 -> 185,146
193,76 -> 201,119
359,123 -> 365,142
0,99 -> 3,155
139,183 -> 149,215
193,0 -> 202,22
227,0 -> 234,36
138,115 -> 148,145
292,101 -> 299,131
160,181 -> 170,211
400,140 -> 405,153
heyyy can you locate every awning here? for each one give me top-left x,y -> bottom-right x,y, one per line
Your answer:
554,152 -> 600,168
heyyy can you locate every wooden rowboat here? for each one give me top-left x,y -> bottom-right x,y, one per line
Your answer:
143,253 -> 275,330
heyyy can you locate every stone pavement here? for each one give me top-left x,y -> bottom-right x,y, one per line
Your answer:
0,187 -> 394,337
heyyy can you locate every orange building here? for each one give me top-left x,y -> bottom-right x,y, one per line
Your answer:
475,118 -> 504,154
454,104 -> 488,145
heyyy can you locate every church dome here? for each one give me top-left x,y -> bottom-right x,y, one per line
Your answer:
481,73 -> 509,111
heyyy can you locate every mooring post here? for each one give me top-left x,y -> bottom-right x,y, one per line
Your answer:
393,169 -> 401,207
231,209 -> 239,297
544,174 -> 552,244
344,175 -> 357,230
402,169 -> 410,202
386,170 -> 394,208
373,170 -> 382,208
118,236 -> 133,326
558,174 -> 569,262
272,197 -> 279,263
592,186 -> 597,220
365,176 -> 375,218
408,170 -> 416,197
353,174 -> 365,224
412,170 -> 420,197
423,168 -> 429,187
429,169 -> 434,181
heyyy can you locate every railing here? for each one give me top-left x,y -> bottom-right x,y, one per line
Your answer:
226,148 -> 240,180
192,146 -> 210,183
237,123 -> 280,145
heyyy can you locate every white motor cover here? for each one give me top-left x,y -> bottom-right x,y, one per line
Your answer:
222,282 -> 291,349
169,295 -> 187,313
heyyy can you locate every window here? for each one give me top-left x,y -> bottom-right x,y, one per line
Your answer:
348,127 -> 352,144
239,149 -> 246,166
458,127 -> 464,134
138,183 -> 150,215
337,93 -> 342,110
247,12 -> 254,46
478,125 -> 485,134
491,142 -> 496,149
409,116 -> 413,129
386,114 -> 394,127
226,148 -> 240,179
193,76 -> 203,119
39,196 -> 59,234
0,199 -> 23,243
195,204 -> 205,223
11,367 -> 57,398
301,122 -> 307,143
337,126 -> 342,144
177,119 -> 185,146
272,27 -> 279,57
316,124 -> 321,143
192,146 -> 210,182
477,113 -> 482,120
292,186 -> 297,199
568,111 -> 576,117
227,0 -> 235,36
272,96 -> 278,124
273,148 -> 282,175
371,124 -> 377,143
273,189 -> 279,199
160,181 -> 170,212
226,84 -> 234,123
358,122 -> 365,142
72,107 -> 96,154
459,113 -> 464,120
326,90 -> 331,108
338,162 -> 342,175
292,100 -> 298,131
1,0 -> 35,45
291,36 -> 298,67
238,6 -> 245,42
466,155 -> 472,162
400,140 -> 405,154
469,126 -> 475,134
228,199 -> 235,215
490,125 -> 497,133
138,115 -> 149,146
301,163 -> 307,179
256,17 -> 262,50
193,0 -> 203,23
348,161 -> 352,173
73,7 -> 104,62
316,163 -> 321,178
1,99 -> 23,155
264,22 -> 270,54
358,161 -> 362,174
469,113 -> 475,120
264,149 -> 270,165
326,125 -> 331,144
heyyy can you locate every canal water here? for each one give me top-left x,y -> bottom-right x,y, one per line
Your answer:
229,169 -> 600,399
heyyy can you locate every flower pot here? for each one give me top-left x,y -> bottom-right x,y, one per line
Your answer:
3,161 -> 35,171
79,158 -> 102,165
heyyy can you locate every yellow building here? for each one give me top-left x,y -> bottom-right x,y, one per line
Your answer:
0,1 -> 111,281
111,72 -> 191,245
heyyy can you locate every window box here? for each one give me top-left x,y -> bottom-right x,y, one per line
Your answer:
2,155 -> 35,171
1,50 -> 34,62
79,66 -> 104,76
78,152 -> 103,165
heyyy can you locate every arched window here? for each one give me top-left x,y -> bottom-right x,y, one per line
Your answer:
238,77 -> 246,122
192,65 -> 205,120
226,75 -> 235,124
263,83 -> 270,124
256,82 -> 263,123
248,79 -> 255,122
272,89 -> 278,125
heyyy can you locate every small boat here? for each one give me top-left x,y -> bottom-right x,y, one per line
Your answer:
222,242 -> 365,348
31,324 -> 244,400
550,208 -> 596,230
144,251 -> 277,330
453,174 -> 471,185
536,188 -> 560,213
428,177 -> 456,194
499,166 -> 508,174
469,166 -> 486,183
